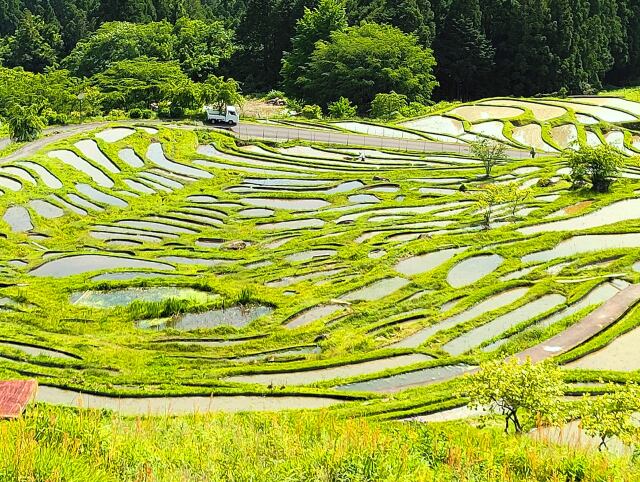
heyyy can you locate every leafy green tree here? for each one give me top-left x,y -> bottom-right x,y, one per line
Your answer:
199,75 -> 242,111
327,97 -> 356,118
346,0 -> 435,45
566,144 -> 624,193
62,21 -> 175,76
370,92 -> 408,120
303,23 -> 438,109
301,104 -> 323,119
281,0 -> 348,99
92,58 -> 192,111
580,384 -> 640,451
7,10 -> 62,72
467,358 -> 564,433
7,104 -> 45,141
173,17 -> 235,81
475,183 -> 504,228
503,182 -> 531,218
470,138 -> 506,178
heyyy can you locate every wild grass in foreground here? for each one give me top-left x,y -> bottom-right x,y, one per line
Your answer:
0,405 -> 638,482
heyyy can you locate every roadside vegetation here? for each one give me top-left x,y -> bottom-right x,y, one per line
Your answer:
2,405 -> 640,481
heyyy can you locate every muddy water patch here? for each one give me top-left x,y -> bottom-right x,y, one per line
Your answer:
31,254 -> 174,278
76,184 -> 127,207
147,143 -> 211,179
523,234 -> 640,263
285,249 -> 336,263
565,325 -> 640,371
394,247 -> 466,277
448,105 -> 524,122
286,304 -> 345,329
391,288 -> 530,349
259,219 -> 325,231
0,341 -> 77,360
71,287 -> 217,308
28,199 -> 64,219
443,294 -> 567,355
521,199 -> 640,235
446,254 -> 503,288
3,206 -> 32,232
75,139 -> 120,173
118,149 -> 145,168
400,116 -> 464,136
335,364 -> 474,393
36,386 -> 345,415
225,353 -> 431,386
242,197 -> 328,212
139,305 -> 273,330
341,277 -> 410,302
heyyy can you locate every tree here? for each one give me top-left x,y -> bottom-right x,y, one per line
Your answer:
475,183 -> 504,228
173,17 -> 235,81
302,22 -> 438,110
7,10 -> 62,72
504,182 -> 531,218
580,384 -> 640,451
433,0 -> 495,100
327,96 -> 356,118
370,92 -> 408,120
470,139 -> 506,178
62,21 -> 175,77
281,0 -> 348,99
229,0 -> 310,91
346,0 -> 435,45
199,75 -> 242,111
7,104 -> 45,142
566,144 -> 624,193
467,358 -> 563,433
92,58 -> 193,111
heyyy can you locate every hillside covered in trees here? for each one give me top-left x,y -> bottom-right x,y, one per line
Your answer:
2,0 -> 639,98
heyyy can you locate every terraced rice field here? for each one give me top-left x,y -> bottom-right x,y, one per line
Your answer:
1,119 -> 640,419
304,95 -> 640,156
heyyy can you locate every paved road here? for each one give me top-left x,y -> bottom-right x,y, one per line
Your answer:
232,123 -> 533,159
517,284 -> 640,363
1,120 -> 533,164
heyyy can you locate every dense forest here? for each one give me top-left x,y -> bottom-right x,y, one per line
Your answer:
1,0 -> 640,124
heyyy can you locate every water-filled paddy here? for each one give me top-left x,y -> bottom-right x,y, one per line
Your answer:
30,254 -> 175,278
139,305 -> 273,330
224,354 -> 431,386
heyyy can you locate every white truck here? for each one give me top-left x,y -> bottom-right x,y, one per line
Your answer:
204,105 -> 239,125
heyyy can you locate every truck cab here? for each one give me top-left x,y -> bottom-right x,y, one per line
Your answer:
205,105 -> 240,125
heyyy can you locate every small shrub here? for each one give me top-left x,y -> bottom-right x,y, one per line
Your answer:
301,104 -> 323,119
169,105 -> 185,118
399,101 -> 430,118
536,177 -> 552,187
128,108 -> 143,119
139,109 -> 154,119
328,97 -> 357,119
370,92 -> 408,120
286,98 -> 304,112
157,106 -> 172,119
106,109 -> 127,120
264,90 -> 285,101
41,108 -> 69,126
566,144 -> 624,193
459,183 -> 467,192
